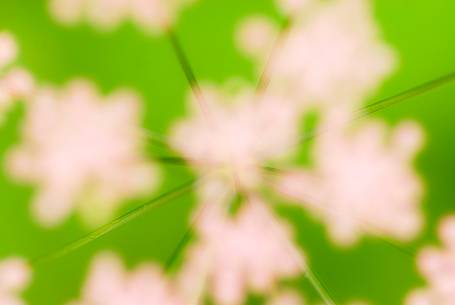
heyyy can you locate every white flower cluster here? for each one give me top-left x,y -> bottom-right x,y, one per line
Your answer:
172,0 -> 423,249
6,80 -> 159,228
170,84 -> 299,191
49,0 -> 197,33
178,197 -> 304,305
67,253 -> 185,305
238,0 -> 396,108
163,0 -> 426,303
406,216 -> 455,305
275,116 -> 424,245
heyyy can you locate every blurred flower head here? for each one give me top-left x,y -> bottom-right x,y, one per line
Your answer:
170,83 -> 299,191
275,112 -> 424,246
0,258 -> 31,305
406,216 -> 455,305
6,79 -> 159,228
49,0 -> 197,33
236,16 -> 278,61
178,197 -> 304,305
238,0 -> 396,109
68,252 -> 185,305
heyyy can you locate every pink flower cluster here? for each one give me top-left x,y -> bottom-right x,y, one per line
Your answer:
49,0 -> 197,33
170,84 -> 299,191
178,197 -> 304,305
406,216 -> 455,305
275,115 -> 424,245
164,0 -> 425,303
238,0 -> 396,108
6,80 -> 159,227
67,253 -> 185,305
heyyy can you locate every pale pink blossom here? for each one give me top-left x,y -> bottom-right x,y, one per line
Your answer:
170,84 -> 299,191
268,0 -> 396,108
48,0 -> 196,32
48,0 -> 85,26
130,0 -> 197,34
406,216 -> 455,305
0,33 -> 35,124
178,197 -> 304,305
130,0 -> 172,33
68,252 -> 185,305
6,80 -> 158,228
275,114 -> 424,246
236,16 -> 278,60
0,258 -> 31,305
0,68 -> 35,100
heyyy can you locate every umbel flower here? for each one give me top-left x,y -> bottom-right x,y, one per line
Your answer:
178,197 -> 304,305
406,216 -> 455,305
169,85 -> 424,304
163,0 -> 426,302
170,83 -> 299,192
68,252 -> 185,305
0,0 -> 436,304
6,80 -> 159,228
48,0 -> 197,33
275,111 -> 425,246
237,0 -> 396,108
170,83 -> 308,304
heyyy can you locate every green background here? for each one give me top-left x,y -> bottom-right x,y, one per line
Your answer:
0,0 -> 454,304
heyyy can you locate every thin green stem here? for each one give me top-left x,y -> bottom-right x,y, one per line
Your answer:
164,200 -> 213,271
31,179 -> 197,266
306,266 -> 337,305
300,71 -> 455,143
164,226 -> 193,271
154,155 -> 189,167
356,71 -> 455,118
167,28 -> 199,90
166,28 -> 211,119
265,211 -> 337,305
